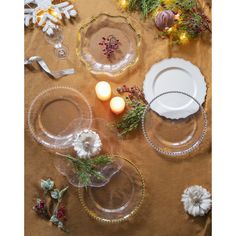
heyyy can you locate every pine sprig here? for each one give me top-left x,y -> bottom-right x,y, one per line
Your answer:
66,155 -> 113,187
128,0 -> 162,17
115,99 -> 146,137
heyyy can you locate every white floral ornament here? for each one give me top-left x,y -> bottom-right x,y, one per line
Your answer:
181,185 -> 211,217
72,129 -> 102,159
24,0 -> 77,35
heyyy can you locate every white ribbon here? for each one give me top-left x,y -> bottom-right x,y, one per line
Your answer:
24,56 -> 75,79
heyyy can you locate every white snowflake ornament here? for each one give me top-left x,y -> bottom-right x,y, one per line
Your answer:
72,129 -> 102,159
24,0 -> 77,35
181,185 -> 211,217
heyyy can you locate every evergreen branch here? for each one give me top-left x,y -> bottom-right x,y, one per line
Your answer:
115,100 -> 146,136
58,154 -> 113,187
128,0 -> 162,17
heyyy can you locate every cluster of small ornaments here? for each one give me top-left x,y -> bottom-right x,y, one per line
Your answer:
24,0 -> 77,35
181,185 -> 211,217
98,35 -> 120,59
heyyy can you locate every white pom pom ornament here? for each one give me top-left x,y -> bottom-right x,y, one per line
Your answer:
72,129 -> 102,159
181,185 -> 211,217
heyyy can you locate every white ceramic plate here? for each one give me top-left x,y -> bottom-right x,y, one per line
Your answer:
143,58 -> 207,119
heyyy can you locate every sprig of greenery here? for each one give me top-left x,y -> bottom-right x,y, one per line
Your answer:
124,0 -> 211,45
115,99 -> 146,137
166,0 -> 197,11
128,0 -> 162,17
66,155 -> 113,187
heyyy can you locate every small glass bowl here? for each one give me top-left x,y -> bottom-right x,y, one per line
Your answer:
28,87 -> 92,150
78,156 -> 145,223
76,13 -> 141,77
142,91 -> 207,157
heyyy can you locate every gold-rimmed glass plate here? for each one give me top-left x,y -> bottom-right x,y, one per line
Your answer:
77,13 -> 141,77
78,156 -> 145,223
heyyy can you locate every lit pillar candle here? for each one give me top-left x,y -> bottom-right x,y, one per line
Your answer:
95,81 -> 112,101
110,96 -> 125,115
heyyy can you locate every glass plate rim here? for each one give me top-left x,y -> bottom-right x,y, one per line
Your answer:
27,86 -> 93,149
141,91 -> 208,157
76,13 -> 141,77
78,156 -> 145,224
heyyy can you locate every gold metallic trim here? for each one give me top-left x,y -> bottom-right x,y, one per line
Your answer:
78,156 -> 145,224
76,13 -> 141,77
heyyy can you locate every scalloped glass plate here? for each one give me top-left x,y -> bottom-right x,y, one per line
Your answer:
54,118 -> 124,187
28,87 -> 92,150
142,91 -> 207,156
77,13 -> 141,77
78,156 -> 145,223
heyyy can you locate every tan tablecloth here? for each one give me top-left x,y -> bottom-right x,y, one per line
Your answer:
25,0 -> 212,235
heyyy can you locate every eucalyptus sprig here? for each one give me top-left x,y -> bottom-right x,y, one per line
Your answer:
57,153 -> 113,187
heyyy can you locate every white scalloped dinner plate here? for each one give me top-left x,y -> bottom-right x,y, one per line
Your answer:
143,58 -> 207,119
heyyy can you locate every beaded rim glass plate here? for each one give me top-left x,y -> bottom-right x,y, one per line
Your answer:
142,91 -> 207,157
28,86 -> 92,150
76,13 -> 141,77
78,156 -> 145,223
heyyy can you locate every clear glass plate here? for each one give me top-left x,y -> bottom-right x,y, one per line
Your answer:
76,13 -> 141,77
28,87 -> 92,150
54,118 -> 124,187
78,156 -> 145,223
142,91 -> 207,156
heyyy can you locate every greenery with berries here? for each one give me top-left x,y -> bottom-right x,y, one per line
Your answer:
115,85 -> 147,136
120,0 -> 211,44
33,179 -> 69,232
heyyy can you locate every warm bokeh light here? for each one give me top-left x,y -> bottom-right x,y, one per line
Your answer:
118,0 -> 129,10
180,32 -> 189,44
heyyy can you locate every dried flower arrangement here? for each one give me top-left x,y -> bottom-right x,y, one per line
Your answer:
33,178 -> 69,232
